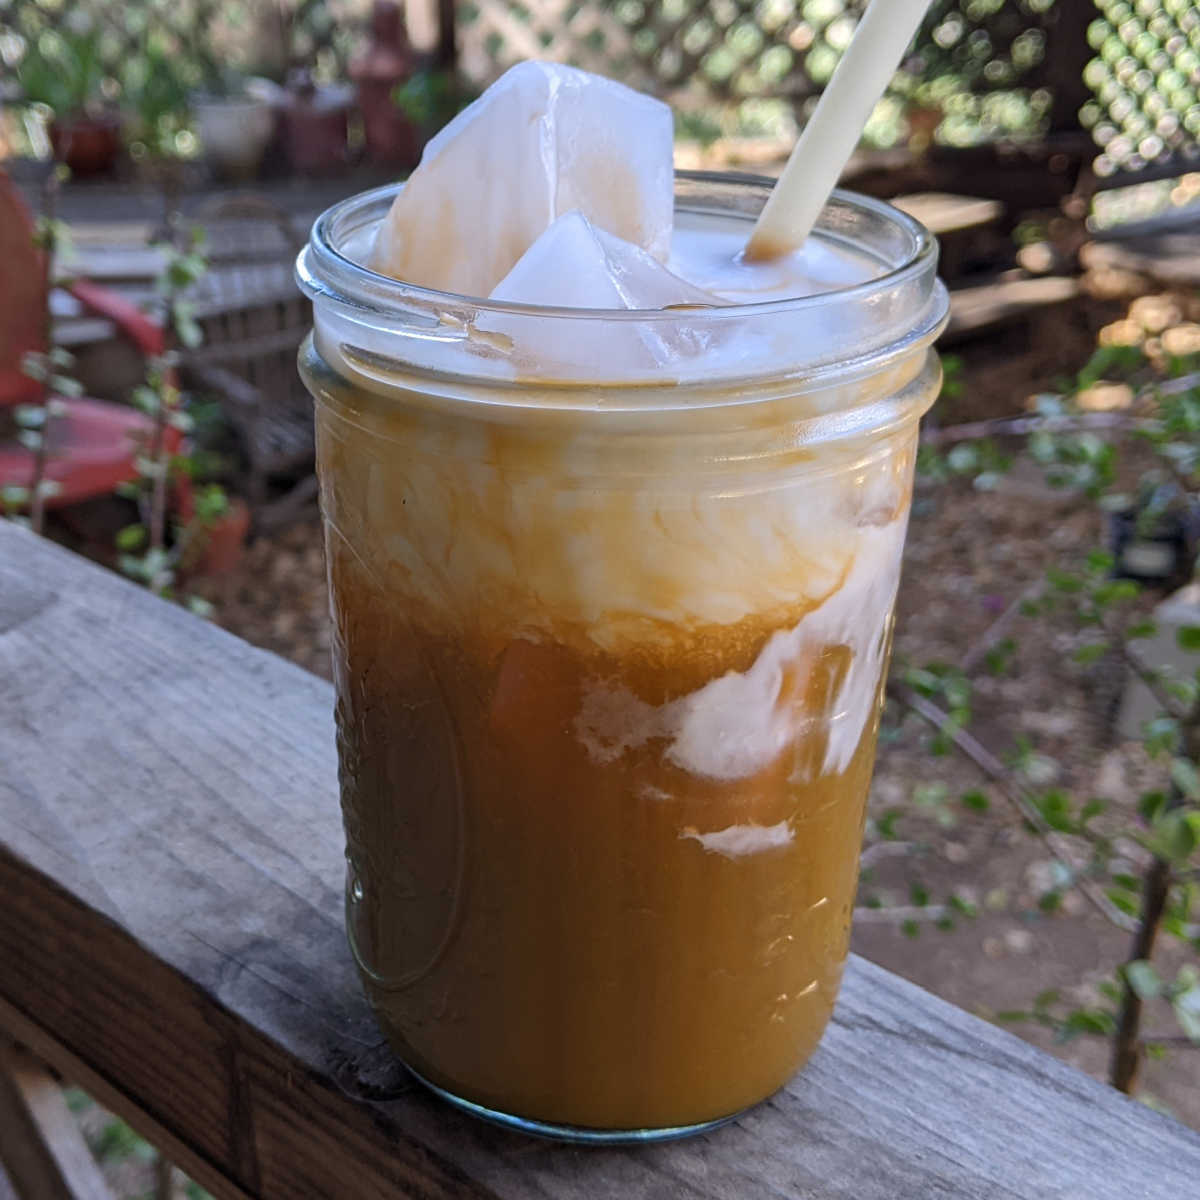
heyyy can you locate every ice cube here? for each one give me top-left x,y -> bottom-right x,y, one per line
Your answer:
481,212 -> 717,376
489,210 -> 714,310
371,61 -> 674,297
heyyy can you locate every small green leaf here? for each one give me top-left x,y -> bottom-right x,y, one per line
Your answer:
876,810 -> 900,840
1143,718 -> 1179,758
1139,791 -> 1168,822
901,919 -> 920,939
119,554 -> 149,581
50,375 -> 83,397
1039,890 -> 1063,913
13,404 -> 46,429
1047,567 -> 1083,593
909,882 -> 929,907
1035,789 -> 1073,833
1125,960 -> 1161,999
1126,619 -> 1157,639
175,314 -> 203,349
1171,758 -> 1200,801
913,782 -> 949,808
115,524 -> 147,552
186,595 -> 215,619
1093,580 -> 1140,608
1062,1009 -> 1116,1038
20,351 -> 48,382
947,443 -> 979,473
1179,626 -> 1200,651
1149,809 -> 1198,864
132,386 -> 161,414
1073,640 -> 1110,666
984,637 -> 1016,676
961,789 -> 990,813
1173,988 -> 1200,1043
904,667 -> 941,696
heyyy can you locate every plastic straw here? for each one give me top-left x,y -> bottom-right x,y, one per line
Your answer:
746,0 -> 933,261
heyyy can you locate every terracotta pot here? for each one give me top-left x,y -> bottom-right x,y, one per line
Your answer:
282,80 -> 352,174
50,114 -> 122,176
194,496 -> 252,575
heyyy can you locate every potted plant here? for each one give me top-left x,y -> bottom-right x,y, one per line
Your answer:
15,16 -> 122,175
120,38 -> 195,166
190,65 -> 278,180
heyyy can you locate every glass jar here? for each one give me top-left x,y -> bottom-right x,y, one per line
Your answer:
296,173 -> 948,1141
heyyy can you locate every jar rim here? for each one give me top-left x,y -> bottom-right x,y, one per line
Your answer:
298,171 -> 948,400
297,169 -> 940,325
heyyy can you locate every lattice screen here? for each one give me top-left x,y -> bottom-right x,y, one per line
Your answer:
0,0 -> 376,90
456,0 -> 1060,107
1,0 -> 1197,176
1082,0 -> 1200,177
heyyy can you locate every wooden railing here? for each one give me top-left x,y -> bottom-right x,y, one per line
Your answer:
3,519 -> 1200,1198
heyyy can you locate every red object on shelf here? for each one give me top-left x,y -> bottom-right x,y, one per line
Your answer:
350,0 -> 420,167
49,114 -> 123,177
0,170 -> 175,510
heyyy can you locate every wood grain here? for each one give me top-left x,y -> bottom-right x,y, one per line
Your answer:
2,520 -> 1199,1200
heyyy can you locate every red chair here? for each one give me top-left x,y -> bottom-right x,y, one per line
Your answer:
0,171 -> 179,509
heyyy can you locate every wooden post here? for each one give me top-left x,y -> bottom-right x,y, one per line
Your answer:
436,0 -> 457,71
1044,0 -> 1097,134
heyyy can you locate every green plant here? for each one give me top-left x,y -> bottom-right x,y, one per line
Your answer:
116,225 -> 228,611
392,69 -> 474,130
878,343 -> 1200,1102
15,19 -> 108,117
121,37 -> 193,159
674,107 -> 725,148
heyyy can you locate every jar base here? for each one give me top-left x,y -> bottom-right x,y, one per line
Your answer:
406,1064 -> 744,1144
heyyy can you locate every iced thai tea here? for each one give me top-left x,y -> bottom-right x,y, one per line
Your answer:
297,64 -> 948,1139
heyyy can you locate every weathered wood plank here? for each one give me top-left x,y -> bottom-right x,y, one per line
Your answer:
2,520 -> 1199,1200
944,274 -> 1081,343
0,1041 -> 113,1200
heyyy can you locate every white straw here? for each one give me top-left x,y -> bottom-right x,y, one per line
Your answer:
746,0 -> 933,260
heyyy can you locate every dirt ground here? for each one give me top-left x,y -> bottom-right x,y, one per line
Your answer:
187,287 -> 1199,1136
